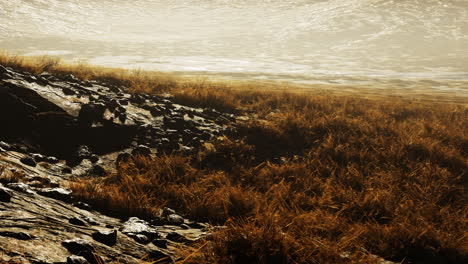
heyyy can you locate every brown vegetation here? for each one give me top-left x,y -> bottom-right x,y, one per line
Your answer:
71,95 -> 467,263
2,53 -> 467,263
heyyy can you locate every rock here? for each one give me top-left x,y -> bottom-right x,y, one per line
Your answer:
145,249 -> 173,263
76,145 -> 92,161
62,166 -> 73,174
74,202 -> 92,211
186,221 -> 207,229
62,87 -> 76,96
20,156 -> 36,167
128,233 -> 151,244
0,187 -> 13,202
0,231 -> 34,240
92,229 -> 117,246
180,224 -> 191,230
62,74 -> 79,83
89,154 -> 99,164
37,187 -> 73,202
152,239 -> 168,249
46,156 -> 60,164
83,216 -> 100,226
118,99 -> 129,105
116,152 -> 132,167
165,231 -> 188,243
32,153 -> 47,163
106,99 -> 121,111
0,141 -> 12,150
167,214 -> 184,226
6,183 -> 35,195
132,145 -> 151,157
67,255 -> 89,264
62,238 -> 94,254
0,65 -> 7,75
78,103 -> 106,126
121,217 -> 160,240
69,217 -> 89,227
129,94 -> 145,104
162,207 -> 176,217
90,164 -> 106,177
0,65 -> 229,263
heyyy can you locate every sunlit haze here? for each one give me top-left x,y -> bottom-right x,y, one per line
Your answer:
1,0 -> 467,93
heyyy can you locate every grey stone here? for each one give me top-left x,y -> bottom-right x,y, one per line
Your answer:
132,145 -> 151,157
0,231 -> 34,240
20,156 -> 36,167
116,152 -> 132,167
121,217 -> 160,240
152,239 -> 168,249
62,238 -> 94,254
89,154 -> 99,164
37,187 -> 73,202
0,141 -> 11,150
92,229 -> 117,246
0,187 -> 13,202
162,207 -> 176,217
90,165 -> 106,177
32,153 -> 47,163
67,255 -> 89,264
6,183 -> 35,195
62,166 -> 73,174
74,202 -> 92,211
69,217 -> 89,227
165,231 -> 187,243
167,214 -> 184,226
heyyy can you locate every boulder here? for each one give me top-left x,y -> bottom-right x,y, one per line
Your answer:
74,202 -> 92,211
89,164 -> 106,177
0,187 -> 13,202
167,214 -> 184,226
161,207 -> 176,217
0,231 -> 34,240
116,152 -> 132,167
46,156 -> 60,164
76,145 -> 92,161
165,231 -> 188,243
132,145 -> 151,157
6,183 -> 35,195
152,239 -> 168,249
145,249 -> 173,263
78,103 -> 106,126
20,156 -> 37,167
0,141 -> 12,150
92,229 -> 117,246
37,187 -> 73,202
128,234 -> 151,244
62,238 -> 94,254
69,217 -> 89,227
83,216 -> 100,226
121,217 -> 160,240
67,255 -> 89,264
62,166 -> 73,174
89,154 -> 99,164
32,153 -> 47,163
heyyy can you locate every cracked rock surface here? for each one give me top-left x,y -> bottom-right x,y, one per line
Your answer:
0,65 -> 230,263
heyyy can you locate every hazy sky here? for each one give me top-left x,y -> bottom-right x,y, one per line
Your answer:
1,0 -> 467,90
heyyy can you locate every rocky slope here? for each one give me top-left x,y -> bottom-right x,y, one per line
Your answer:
0,64 -> 236,263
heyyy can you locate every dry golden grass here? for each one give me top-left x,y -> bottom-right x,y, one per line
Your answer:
0,51 -> 178,93
70,97 -> 467,263
1,52 -> 466,263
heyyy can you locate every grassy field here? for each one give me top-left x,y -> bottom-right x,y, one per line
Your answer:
1,52 -> 467,263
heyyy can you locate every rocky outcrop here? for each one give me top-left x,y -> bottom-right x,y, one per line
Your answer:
0,65 -> 228,263
0,65 -> 235,162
